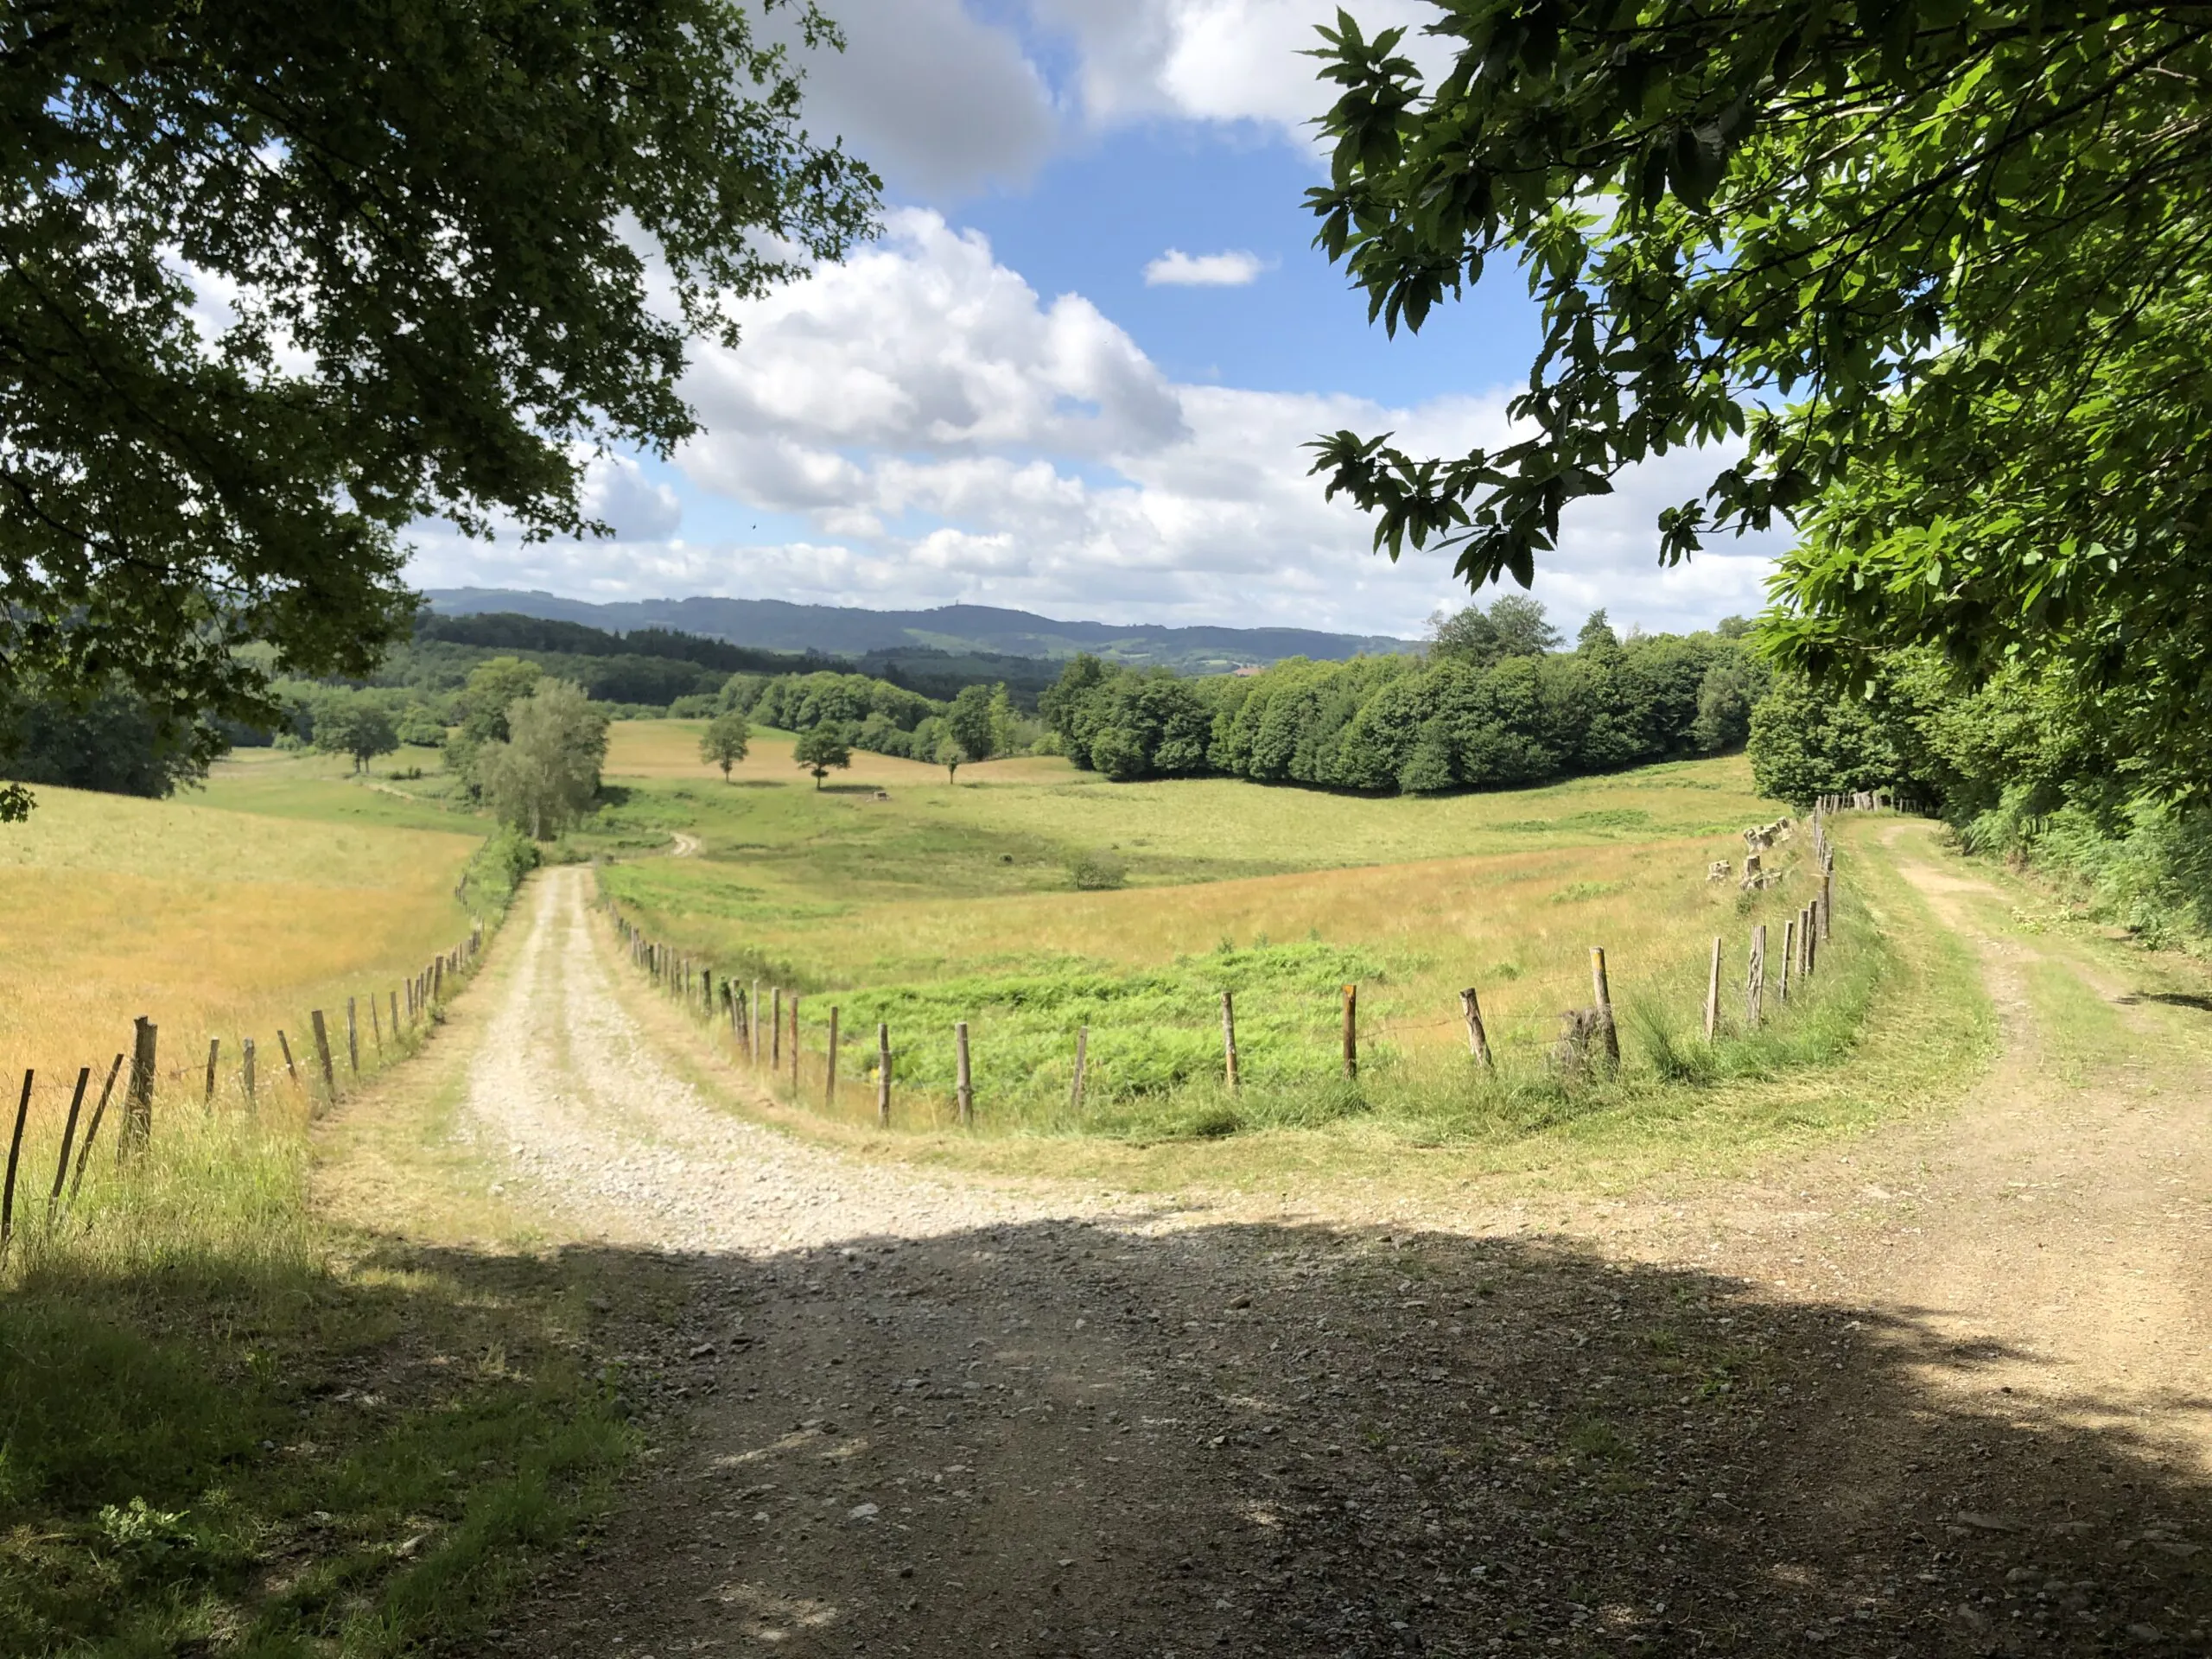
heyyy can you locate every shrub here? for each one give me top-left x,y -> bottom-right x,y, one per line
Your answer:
459,827 -> 542,915
1067,850 -> 1127,890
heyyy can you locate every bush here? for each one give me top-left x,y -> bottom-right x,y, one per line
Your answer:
458,827 -> 542,915
1067,850 -> 1127,891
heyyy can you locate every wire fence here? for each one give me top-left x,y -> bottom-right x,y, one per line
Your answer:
600,791 -> 1904,1133
0,923 -> 486,1256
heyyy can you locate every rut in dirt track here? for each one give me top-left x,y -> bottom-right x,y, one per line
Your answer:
465,859 -> 2212,1659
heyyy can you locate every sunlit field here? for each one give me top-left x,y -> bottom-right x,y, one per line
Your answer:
0,784 -> 480,1153
591,744 -> 1875,1139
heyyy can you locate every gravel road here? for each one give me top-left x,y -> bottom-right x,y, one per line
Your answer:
466,857 -> 2212,1658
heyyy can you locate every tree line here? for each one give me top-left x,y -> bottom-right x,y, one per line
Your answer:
1038,599 -> 1764,793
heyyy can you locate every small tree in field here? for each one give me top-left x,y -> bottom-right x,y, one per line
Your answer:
699,709 -> 751,780
312,693 -> 398,773
480,678 -> 608,839
937,736 -> 969,784
793,722 -> 853,789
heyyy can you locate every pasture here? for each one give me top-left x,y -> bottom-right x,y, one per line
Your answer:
588,726 -> 1924,1147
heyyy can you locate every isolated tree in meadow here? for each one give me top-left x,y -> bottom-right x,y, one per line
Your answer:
794,722 -> 854,789
699,709 -> 751,780
0,3 -> 879,823
946,684 -> 998,766
937,737 -> 968,785
310,694 -> 399,773
1306,2 -> 2212,791
479,680 -> 608,840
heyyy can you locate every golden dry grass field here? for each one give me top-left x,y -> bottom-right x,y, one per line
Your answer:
0,783 -> 480,1147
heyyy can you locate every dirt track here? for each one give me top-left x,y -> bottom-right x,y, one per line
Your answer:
464,842 -> 2211,1657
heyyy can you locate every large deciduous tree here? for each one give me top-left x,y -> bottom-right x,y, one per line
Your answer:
1305,3 -> 2212,789
0,0 -> 878,817
480,679 -> 608,840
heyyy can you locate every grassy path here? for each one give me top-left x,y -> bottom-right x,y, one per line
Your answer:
438,823 -> 2212,1657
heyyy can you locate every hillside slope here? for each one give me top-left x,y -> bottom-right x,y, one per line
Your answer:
423,588 -> 1414,671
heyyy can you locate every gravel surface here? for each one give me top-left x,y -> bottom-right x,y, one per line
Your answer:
464,862 -> 2212,1658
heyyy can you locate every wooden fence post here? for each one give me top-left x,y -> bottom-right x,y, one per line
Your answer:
825,1006 -> 840,1108
790,995 -> 801,1092
1460,988 -> 1493,1069
1821,872 -> 1833,939
370,994 -> 384,1056
752,979 -> 762,1061
1705,936 -> 1723,1040
204,1038 -> 220,1106
1341,983 -> 1358,1081
956,1021 -> 974,1125
242,1038 -> 257,1113
1069,1026 -> 1088,1114
277,1028 -> 300,1086
1220,991 -> 1240,1090
432,957 -> 443,1001
47,1065 -> 89,1217
1589,947 -> 1620,1068
124,1016 -> 157,1151
1806,901 -> 1820,974
2,1070 -> 30,1249
309,1010 -> 336,1095
1746,926 -> 1767,1026
771,988 -> 782,1069
1778,919 -> 1795,1002
877,1023 -> 892,1128
69,1054 -> 125,1197
346,997 -> 359,1073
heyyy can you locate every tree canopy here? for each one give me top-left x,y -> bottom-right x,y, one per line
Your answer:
1305,1 -> 2212,785
792,722 -> 853,788
0,1 -> 878,816
479,680 -> 608,841
700,710 -> 752,780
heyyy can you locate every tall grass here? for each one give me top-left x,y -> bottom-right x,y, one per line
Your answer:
0,794 -> 624,1656
618,821 -> 1884,1146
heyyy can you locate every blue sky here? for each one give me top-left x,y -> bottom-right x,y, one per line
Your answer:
407,0 -> 1781,639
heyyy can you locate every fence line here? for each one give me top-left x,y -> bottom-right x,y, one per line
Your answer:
601,785 -> 1894,1129
0,917 -> 493,1255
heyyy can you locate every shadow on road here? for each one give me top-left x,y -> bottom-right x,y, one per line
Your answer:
469,1214 -> 2211,1658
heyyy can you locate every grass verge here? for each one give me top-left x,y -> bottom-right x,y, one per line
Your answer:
0,867 -> 636,1658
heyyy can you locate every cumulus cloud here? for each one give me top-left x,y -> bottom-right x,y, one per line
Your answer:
1030,0 -> 1453,137
1143,248 -> 1269,286
790,0 -> 1060,195
408,213 -> 1780,639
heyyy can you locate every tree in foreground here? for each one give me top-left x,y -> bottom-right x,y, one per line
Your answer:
311,694 -> 399,774
480,681 -> 609,840
699,710 -> 752,781
0,3 -> 878,820
794,723 -> 854,789
1306,3 -> 2212,788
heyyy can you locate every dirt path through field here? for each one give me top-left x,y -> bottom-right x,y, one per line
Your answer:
467,841 -> 2211,1658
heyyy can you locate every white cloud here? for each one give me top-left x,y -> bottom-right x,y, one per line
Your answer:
1143,248 -> 1268,287
788,0 -> 1060,195
410,214 -> 1782,639
1029,0 -> 1453,138
579,454 -> 682,542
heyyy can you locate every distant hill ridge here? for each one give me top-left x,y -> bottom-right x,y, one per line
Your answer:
423,588 -> 1414,671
